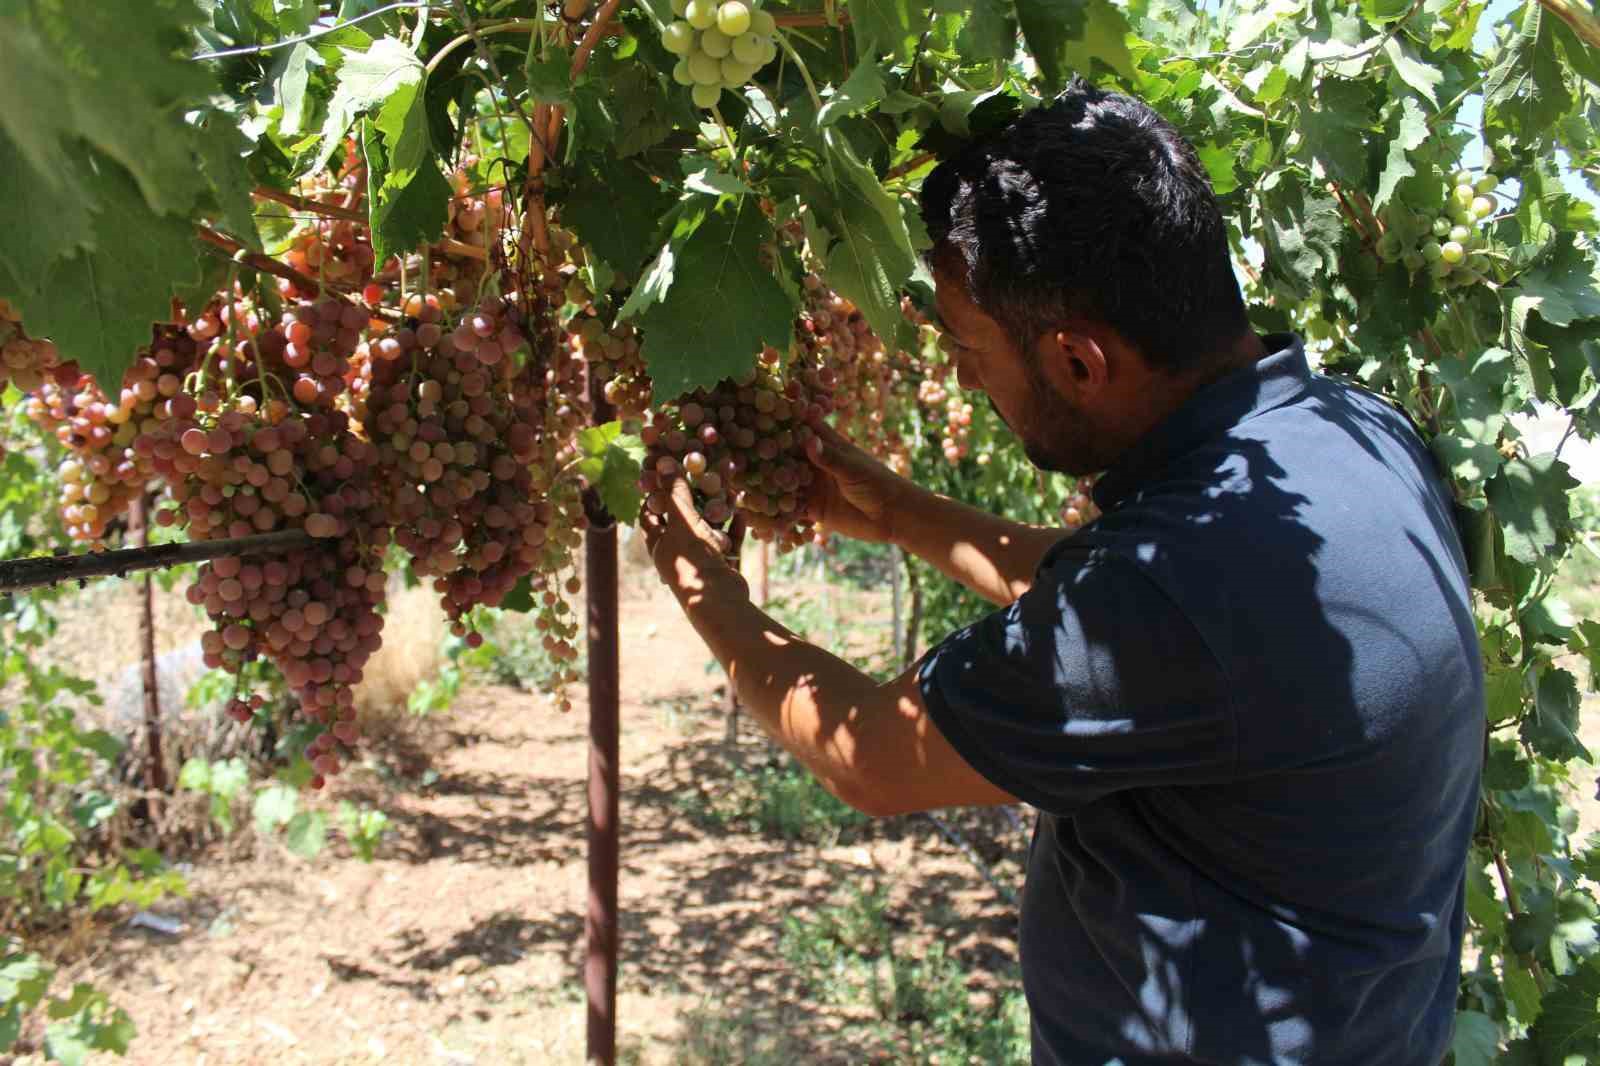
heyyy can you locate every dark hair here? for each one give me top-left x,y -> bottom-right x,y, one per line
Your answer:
920,79 -> 1248,374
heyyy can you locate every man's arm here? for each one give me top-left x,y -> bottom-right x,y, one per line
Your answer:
804,425 -> 1067,606
643,480 -> 1018,816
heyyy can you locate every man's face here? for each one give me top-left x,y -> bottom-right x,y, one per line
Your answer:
931,269 -> 1104,476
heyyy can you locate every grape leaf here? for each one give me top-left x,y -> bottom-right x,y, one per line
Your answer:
682,165 -> 755,197
638,201 -> 796,403
285,810 -> 328,859
1016,0 -> 1136,89
850,0 -> 929,61
372,73 -> 431,191
576,422 -> 647,523
252,783 -> 299,835
1433,346 -> 1512,444
960,0 -> 1017,61
1449,1010 -> 1501,1066
562,155 -> 673,277
819,57 -> 889,126
1431,434 -> 1503,483
3,148 -> 204,391
1381,36 -> 1441,107
1528,954 -> 1600,1065
1258,177 -> 1344,300
316,36 -> 424,172
1196,143 -> 1239,196
0,1 -> 214,219
1484,3 -> 1572,142
273,42 -> 317,136
1373,97 -> 1429,211
192,113 -> 261,247
1512,234 -> 1600,330
777,129 -> 918,352
618,201 -> 709,321
1484,453 -> 1578,564
362,119 -> 450,265
1483,741 -> 1532,791
0,131 -> 94,281
1522,666 -> 1589,762
1298,78 -> 1374,185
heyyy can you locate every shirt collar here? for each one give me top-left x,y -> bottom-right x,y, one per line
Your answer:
1091,333 -> 1310,511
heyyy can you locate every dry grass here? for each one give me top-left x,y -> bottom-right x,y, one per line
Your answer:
352,582 -> 449,727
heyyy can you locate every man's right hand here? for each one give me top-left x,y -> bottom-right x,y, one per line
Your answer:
801,423 -> 908,545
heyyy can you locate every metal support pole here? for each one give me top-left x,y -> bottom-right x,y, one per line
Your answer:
127,495 -> 167,817
583,396 -> 620,1066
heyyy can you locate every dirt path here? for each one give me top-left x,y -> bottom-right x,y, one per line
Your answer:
42,563 -> 1025,1065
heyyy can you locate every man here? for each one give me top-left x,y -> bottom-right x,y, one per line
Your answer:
640,80 -> 1484,1065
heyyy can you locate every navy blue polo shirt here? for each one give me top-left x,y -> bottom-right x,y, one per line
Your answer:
918,335 -> 1484,1066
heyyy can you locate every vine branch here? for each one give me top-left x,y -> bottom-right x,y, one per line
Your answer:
1539,0 -> 1600,49
196,226 -> 326,294
252,186 -> 366,224
0,530 -> 313,594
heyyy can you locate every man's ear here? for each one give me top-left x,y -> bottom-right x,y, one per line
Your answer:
1034,327 -> 1110,398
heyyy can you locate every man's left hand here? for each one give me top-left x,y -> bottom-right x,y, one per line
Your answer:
639,478 -> 748,605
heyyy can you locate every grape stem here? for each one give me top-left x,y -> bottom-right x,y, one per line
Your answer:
0,529 -> 314,594
197,226 -> 326,295
1540,0 -> 1600,49
774,31 -> 823,112
771,11 -> 852,27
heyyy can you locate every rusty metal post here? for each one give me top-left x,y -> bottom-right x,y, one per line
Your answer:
127,495 -> 167,817
583,393 -> 620,1066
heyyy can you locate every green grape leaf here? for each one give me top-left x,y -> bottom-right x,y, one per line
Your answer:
3,148 -> 205,392
1512,234 -> 1600,330
524,51 -> 575,109
1483,741 -> 1533,791
783,129 -> 918,352
638,200 -> 796,403
284,810 -> 328,859
1465,860 -> 1505,936
500,575 -> 536,614
1484,3 -> 1572,142
1485,665 -> 1524,725
192,113 -> 261,247
1016,0 -> 1136,89
0,131 -> 95,281
0,1 -> 214,220
1528,954 -> 1600,1065
1522,665 -> 1589,762
274,42 -> 317,136
1484,453 -> 1578,564
316,36 -> 424,172
618,201 -> 709,322
1373,97 -> 1429,211
1361,0 -> 1412,23
1431,434 -> 1503,484
1258,178 -> 1344,299
576,422 -> 647,523
562,155 -> 673,277
1568,619 -> 1600,690
1449,1010 -> 1501,1066
1196,143 -> 1239,196
1298,79 -> 1374,185
682,165 -> 755,197
252,783 -> 299,835
960,0 -> 1017,61
1381,36 -> 1441,107
819,56 -> 889,126
372,74 -> 431,191
850,0 -> 929,61
1434,346 -> 1512,444
362,119 -> 450,265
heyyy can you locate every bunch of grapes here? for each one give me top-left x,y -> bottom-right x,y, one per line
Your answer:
661,0 -> 779,109
916,375 -> 974,464
1376,168 -> 1501,289
157,403 -> 391,787
641,344 -> 832,550
278,153 -> 375,299
1061,475 -> 1100,530
0,301 -> 70,395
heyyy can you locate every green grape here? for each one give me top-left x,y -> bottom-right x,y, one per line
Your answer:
717,0 -> 752,35
751,7 -> 776,34
1452,183 -> 1476,207
1468,251 -> 1490,271
685,0 -> 717,29
1440,240 -> 1465,264
1432,218 -> 1452,238
1376,231 -> 1402,261
1452,168 -> 1474,186
700,27 -> 732,57
1475,174 -> 1500,195
1448,224 -> 1472,243
1421,240 -> 1443,262
759,37 -> 779,64
1430,257 -> 1453,279
731,30 -> 766,64
720,57 -> 756,83
1402,250 -> 1424,272
672,58 -> 695,85
688,50 -> 723,84
692,82 -> 723,108
1449,203 -> 1474,225
1471,195 -> 1496,219
662,20 -> 695,54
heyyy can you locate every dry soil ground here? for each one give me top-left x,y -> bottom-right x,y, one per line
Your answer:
9,548 -> 1027,1066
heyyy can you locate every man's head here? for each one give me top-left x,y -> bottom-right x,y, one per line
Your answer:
919,79 -> 1258,474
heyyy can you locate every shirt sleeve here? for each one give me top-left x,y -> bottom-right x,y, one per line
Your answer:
916,548 -> 1236,817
